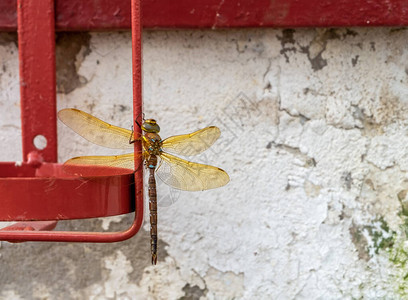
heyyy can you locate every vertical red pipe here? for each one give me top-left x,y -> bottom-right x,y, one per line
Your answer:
132,0 -> 144,222
18,0 -> 57,162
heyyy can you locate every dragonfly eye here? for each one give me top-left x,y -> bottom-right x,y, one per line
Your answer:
142,120 -> 160,133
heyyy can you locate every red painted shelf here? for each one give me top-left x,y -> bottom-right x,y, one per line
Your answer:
1,0 -> 408,31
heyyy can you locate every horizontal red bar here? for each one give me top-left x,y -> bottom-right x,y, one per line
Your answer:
2,0 -> 408,31
0,221 -> 141,243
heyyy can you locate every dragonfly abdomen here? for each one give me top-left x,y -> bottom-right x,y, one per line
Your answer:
147,155 -> 158,265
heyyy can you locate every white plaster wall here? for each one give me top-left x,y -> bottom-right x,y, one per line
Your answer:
2,28 -> 408,298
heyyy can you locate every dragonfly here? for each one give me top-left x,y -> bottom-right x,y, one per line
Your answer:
58,108 -> 229,264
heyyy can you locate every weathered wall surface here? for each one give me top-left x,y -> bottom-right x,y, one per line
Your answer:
1,28 -> 408,299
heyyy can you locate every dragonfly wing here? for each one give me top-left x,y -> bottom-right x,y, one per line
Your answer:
156,152 -> 229,191
63,153 -> 138,176
161,126 -> 221,156
58,108 -> 135,149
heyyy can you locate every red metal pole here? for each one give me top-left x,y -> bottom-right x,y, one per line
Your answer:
18,0 -> 57,163
132,0 -> 144,229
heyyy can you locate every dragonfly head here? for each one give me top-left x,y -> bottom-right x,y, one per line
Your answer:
142,119 -> 160,133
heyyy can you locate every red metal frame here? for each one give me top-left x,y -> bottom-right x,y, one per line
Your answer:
18,0 -> 57,163
0,0 -> 144,242
2,0 -> 408,30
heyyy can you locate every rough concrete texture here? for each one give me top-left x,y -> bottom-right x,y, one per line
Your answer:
2,28 -> 408,298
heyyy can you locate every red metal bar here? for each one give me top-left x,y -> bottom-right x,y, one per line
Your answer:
1,221 -> 57,243
0,0 -> 144,242
3,0 -> 408,31
0,0 -> 16,31
132,0 -> 145,231
0,221 -> 142,242
18,0 -> 57,162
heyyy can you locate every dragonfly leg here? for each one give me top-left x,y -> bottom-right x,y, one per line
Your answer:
129,111 -> 145,144
129,130 -> 144,145
135,111 -> 145,129
129,125 -> 135,144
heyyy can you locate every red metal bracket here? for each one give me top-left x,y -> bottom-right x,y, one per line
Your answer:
0,0 -> 143,242
18,0 -> 57,163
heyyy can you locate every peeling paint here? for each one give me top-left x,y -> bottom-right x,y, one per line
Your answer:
3,28 -> 408,298
298,29 -> 341,71
56,32 -> 91,94
204,267 -> 244,299
341,172 -> 353,190
352,55 -> 359,66
277,29 -> 296,63
304,180 -> 321,198
350,223 -> 370,261
179,283 -> 207,300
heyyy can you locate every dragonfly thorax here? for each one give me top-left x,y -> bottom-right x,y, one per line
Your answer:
143,132 -> 163,156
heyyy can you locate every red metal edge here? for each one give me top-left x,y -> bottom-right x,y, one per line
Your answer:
0,162 -> 135,221
3,0 -> 408,31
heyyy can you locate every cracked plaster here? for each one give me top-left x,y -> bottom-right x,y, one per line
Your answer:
1,28 -> 408,298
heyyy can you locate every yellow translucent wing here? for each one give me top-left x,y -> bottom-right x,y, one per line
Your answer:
162,126 -> 221,156
64,153 -> 135,169
63,153 -> 137,176
58,108 -> 134,149
156,152 -> 229,191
